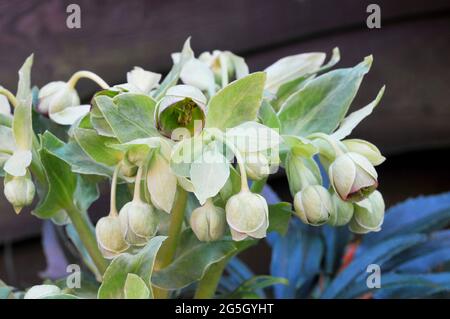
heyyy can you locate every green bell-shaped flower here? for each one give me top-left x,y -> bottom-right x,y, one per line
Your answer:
190,199 -> 226,242
95,215 -> 129,259
225,190 -> 269,241
329,152 -> 378,202
155,85 -> 206,139
349,190 -> 385,234
294,185 -> 333,226
328,191 -> 354,226
4,175 -> 35,214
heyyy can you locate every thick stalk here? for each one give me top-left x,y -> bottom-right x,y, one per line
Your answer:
0,87 -> 19,108
194,258 -> 228,299
65,204 -> 108,275
153,187 -> 188,298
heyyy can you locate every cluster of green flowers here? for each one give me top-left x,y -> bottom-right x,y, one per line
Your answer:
0,40 -> 385,262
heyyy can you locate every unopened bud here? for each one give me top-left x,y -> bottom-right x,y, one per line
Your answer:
226,191 -> 269,241
328,191 -> 354,226
4,175 -> 35,214
95,215 -> 129,259
349,190 -> 385,234
342,139 -> 385,166
285,154 -> 321,196
119,200 -> 159,246
243,152 -> 270,181
329,152 -> 378,202
294,185 -> 332,226
190,200 -> 226,242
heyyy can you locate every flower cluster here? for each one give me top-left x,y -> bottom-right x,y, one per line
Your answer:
0,39 -> 386,263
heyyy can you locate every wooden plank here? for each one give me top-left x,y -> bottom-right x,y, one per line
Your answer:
0,0 -> 449,92
246,17 -> 450,154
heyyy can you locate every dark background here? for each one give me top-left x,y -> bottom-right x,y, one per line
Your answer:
0,0 -> 449,288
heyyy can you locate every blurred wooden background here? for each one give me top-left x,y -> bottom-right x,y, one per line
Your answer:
0,0 -> 449,287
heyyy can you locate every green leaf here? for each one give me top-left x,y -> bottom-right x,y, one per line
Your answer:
98,236 -> 166,299
206,72 -> 266,130
152,232 -> 237,290
190,146 -> 230,205
33,146 -> 77,218
16,54 -> 33,103
331,86 -> 385,140
258,99 -> 281,130
42,131 -> 114,178
225,275 -> 289,298
93,94 -> 159,143
264,52 -> 326,94
271,48 -> 340,111
278,56 -> 372,136
268,202 -> 292,235
124,274 -> 150,299
73,126 -> 123,166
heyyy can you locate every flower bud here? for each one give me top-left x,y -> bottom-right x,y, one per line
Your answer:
285,154 -> 322,196
156,85 -> 206,139
190,200 -> 226,242
342,139 -> 385,166
328,191 -> 354,226
4,175 -> 35,214
243,152 -> 270,181
95,215 -> 129,259
119,200 -> 159,246
37,81 -> 89,125
119,157 -> 137,177
329,152 -> 378,202
294,185 -> 332,226
225,191 -> 269,241
349,190 -> 385,234
24,284 -> 61,299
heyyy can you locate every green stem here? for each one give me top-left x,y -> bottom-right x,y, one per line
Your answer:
67,70 -> 110,90
65,204 -> 109,275
194,258 -> 229,299
153,187 -> 188,298
250,177 -> 267,194
0,87 -> 19,108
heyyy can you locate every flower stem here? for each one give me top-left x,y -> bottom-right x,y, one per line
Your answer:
109,165 -> 120,217
0,87 -> 19,108
153,186 -> 188,299
194,257 -> 229,299
67,71 -> 110,90
65,203 -> 109,275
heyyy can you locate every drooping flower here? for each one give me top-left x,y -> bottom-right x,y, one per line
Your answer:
329,152 -> 378,202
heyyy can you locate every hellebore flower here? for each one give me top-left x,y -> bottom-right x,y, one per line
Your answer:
37,81 -> 90,125
285,153 -> 322,196
3,175 -> 35,214
293,185 -> 333,226
328,191 -> 354,226
190,199 -> 226,242
119,200 -> 159,246
348,190 -> 385,234
119,165 -> 159,246
225,190 -> 269,241
342,139 -> 385,166
156,85 -> 206,139
116,67 -> 161,95
329,152 -> 378,202
95,215 -> 129,259
242,151 -> 270,181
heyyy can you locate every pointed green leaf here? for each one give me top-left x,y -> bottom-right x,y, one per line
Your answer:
124,274 -> 150,299
206,72 -> 266,130
278,56 -> 372,136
